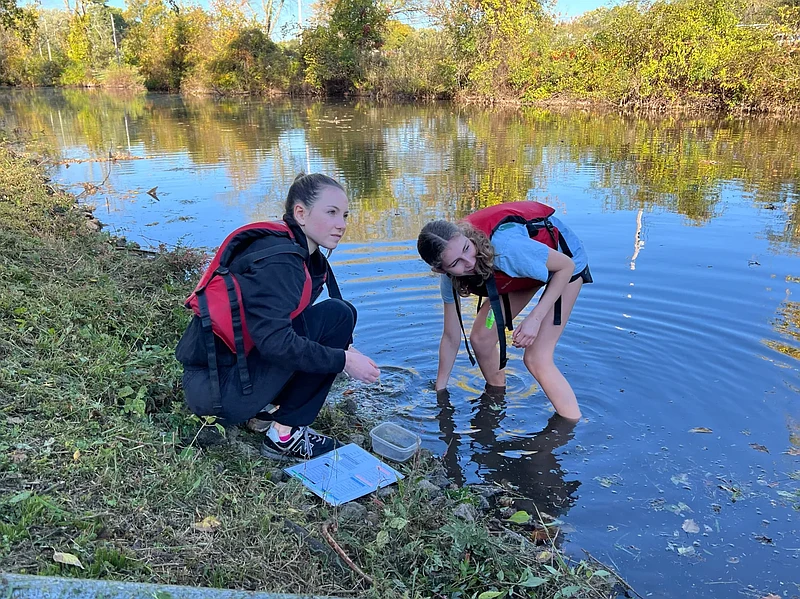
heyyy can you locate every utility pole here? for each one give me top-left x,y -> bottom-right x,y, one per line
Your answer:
110,13 -> 120,66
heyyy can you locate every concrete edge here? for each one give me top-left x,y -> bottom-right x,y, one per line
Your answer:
1,573 -> 340,599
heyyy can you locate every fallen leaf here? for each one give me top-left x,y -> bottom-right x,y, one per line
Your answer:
677,546 -> 695,556
536,550 -> 552,562
750,443 -> 769,453
689,427 -> 713,434
671,473 -> 690,488
6,417 -> 23,425
10,450 -> 27,463
73,450 -> 81,461
342,389 -> 355,396
531,526 -> 556,543
53,552 -> 84,569
192,516 -> 221,532
506,510 -> 530,524
682,519 -> 700,534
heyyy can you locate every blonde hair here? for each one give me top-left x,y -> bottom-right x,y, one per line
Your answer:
417,220 -> 495,297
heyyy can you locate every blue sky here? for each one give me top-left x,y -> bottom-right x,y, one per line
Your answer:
34,0 -> 612,25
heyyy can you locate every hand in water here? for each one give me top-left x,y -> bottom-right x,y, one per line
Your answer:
344,349 -> 380,383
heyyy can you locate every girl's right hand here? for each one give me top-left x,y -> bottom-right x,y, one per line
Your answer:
344,349 -> 380,383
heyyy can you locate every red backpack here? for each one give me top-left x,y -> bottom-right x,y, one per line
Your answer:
185,220 -> 340,408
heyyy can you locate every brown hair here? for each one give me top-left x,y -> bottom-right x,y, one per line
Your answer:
417,220 -> 495,297
284,172 -> 345,216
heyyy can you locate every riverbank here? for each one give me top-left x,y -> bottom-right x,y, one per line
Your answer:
0,138 -> 617,598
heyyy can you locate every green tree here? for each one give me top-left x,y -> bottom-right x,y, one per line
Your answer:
300,0 -> 389,93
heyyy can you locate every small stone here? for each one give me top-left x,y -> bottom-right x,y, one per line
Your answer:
499,506 -> 516,519
340,397 -> 358,416
430,475 -> 451,489
349,433 -> 366,447
417,448 -> 434,462
429,495 -> 448,510
470,484 -> 502,498
365,512 -> 380,526
477,496 -> 491,511
339,502 -> 367,523
377,486 -> 397,499
417,479 -> 443,498
453,503 -> 477,523
266,468 -> 286,483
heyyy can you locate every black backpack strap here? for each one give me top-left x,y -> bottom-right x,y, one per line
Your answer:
502,294 -> 513,331
196,290 -> 223,414
543,219 -> 572,326
247,244 -> 308,265
217,267 -> 253,396
451,279 -> 476,367
484,276 -> 508,370
325,261 -> 343,300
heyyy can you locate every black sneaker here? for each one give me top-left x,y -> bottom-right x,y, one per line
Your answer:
260,426 -> 341,461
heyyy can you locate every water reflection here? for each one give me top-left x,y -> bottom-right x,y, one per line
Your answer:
2,90 -> 800,245
435,387 -> 580,515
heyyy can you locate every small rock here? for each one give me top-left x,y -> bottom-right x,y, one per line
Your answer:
470,484 -> 502,498
417,448 -> 434,462
453,503 -> 477,523
85,219 -> 101,232
365,512 -> 380,526
377,486 -> 397,499
417,479 -> 443,499
429,495 -> 449,510
229,440 -> 259,459
477,496 -> 491,511
430,475 -> 451,489
499,506 -> 516,519
192,427 -> 227,447
498,496 -> 514,507
340,396 -> 358,416
349,433 -> 366,447
339,502 -> 367,523
266,468 -> 286,483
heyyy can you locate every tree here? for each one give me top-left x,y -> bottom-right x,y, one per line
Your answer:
1,0 -> 37,42
301,0 -> 389,93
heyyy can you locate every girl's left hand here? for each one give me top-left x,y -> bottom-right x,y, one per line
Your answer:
512,315 -> 542,348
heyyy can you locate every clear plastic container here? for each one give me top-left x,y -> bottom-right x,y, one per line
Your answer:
369,422 -> 420,462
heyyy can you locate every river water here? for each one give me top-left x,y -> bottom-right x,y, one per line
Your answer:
2,89 -> 798,598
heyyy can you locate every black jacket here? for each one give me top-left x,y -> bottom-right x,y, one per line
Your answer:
175,215 -> 346,375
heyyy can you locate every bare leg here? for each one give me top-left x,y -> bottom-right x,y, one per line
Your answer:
523,278 -> 583,419
469,288 -> 538,387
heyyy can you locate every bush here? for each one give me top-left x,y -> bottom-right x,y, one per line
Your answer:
98,63 -> 145,90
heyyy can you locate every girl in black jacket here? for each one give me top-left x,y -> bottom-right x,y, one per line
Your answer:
176,174 -> 380,461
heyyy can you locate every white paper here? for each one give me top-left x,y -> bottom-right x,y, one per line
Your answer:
284,443 -> 404,506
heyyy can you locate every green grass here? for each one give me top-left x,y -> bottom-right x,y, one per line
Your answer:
0,136 -> 615,598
